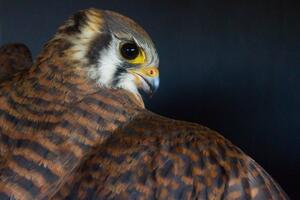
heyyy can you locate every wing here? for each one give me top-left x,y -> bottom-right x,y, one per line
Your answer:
0,43 -> 33,82
50,111 -> 289,200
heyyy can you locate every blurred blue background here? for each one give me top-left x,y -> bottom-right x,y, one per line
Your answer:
0,0 -> 299,198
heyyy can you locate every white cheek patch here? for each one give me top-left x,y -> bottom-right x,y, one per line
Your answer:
98,45 -> 120,85
87,38 -> 122,86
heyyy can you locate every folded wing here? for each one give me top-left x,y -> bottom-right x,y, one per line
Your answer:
51,111 -> 289,200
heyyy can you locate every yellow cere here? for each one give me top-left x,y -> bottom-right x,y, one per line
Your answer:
129,49 -> 146,64
140,66 -> 159,78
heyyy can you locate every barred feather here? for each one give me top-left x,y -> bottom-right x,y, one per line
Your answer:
0,8 -> 288,200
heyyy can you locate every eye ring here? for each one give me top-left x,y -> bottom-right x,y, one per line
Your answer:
120,42 -> 140,60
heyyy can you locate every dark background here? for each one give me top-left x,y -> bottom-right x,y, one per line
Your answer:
0,0 -> 299,198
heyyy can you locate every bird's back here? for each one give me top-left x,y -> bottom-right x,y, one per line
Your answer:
50,110 -> 289,200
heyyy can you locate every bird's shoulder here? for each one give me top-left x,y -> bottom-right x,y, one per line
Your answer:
114,110 -> 236,160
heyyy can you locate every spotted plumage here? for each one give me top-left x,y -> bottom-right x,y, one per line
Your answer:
0,8 -> 288,200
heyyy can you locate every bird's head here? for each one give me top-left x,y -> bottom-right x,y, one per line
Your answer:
46,8 -> 159,100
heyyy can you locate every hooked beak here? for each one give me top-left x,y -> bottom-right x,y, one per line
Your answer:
129,66 -> 159,96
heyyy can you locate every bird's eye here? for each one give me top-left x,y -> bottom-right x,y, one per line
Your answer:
120,42 -> 139,60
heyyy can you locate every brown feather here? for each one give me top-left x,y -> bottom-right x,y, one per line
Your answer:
50,111 -> 289,199
0,8 -> 288,200
0,9 -> 144,199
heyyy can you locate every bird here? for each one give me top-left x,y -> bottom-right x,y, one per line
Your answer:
0,8 -> 288,200
0,43 -> 32,82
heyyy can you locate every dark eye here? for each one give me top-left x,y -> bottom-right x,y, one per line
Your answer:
120,42 -> 139,60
